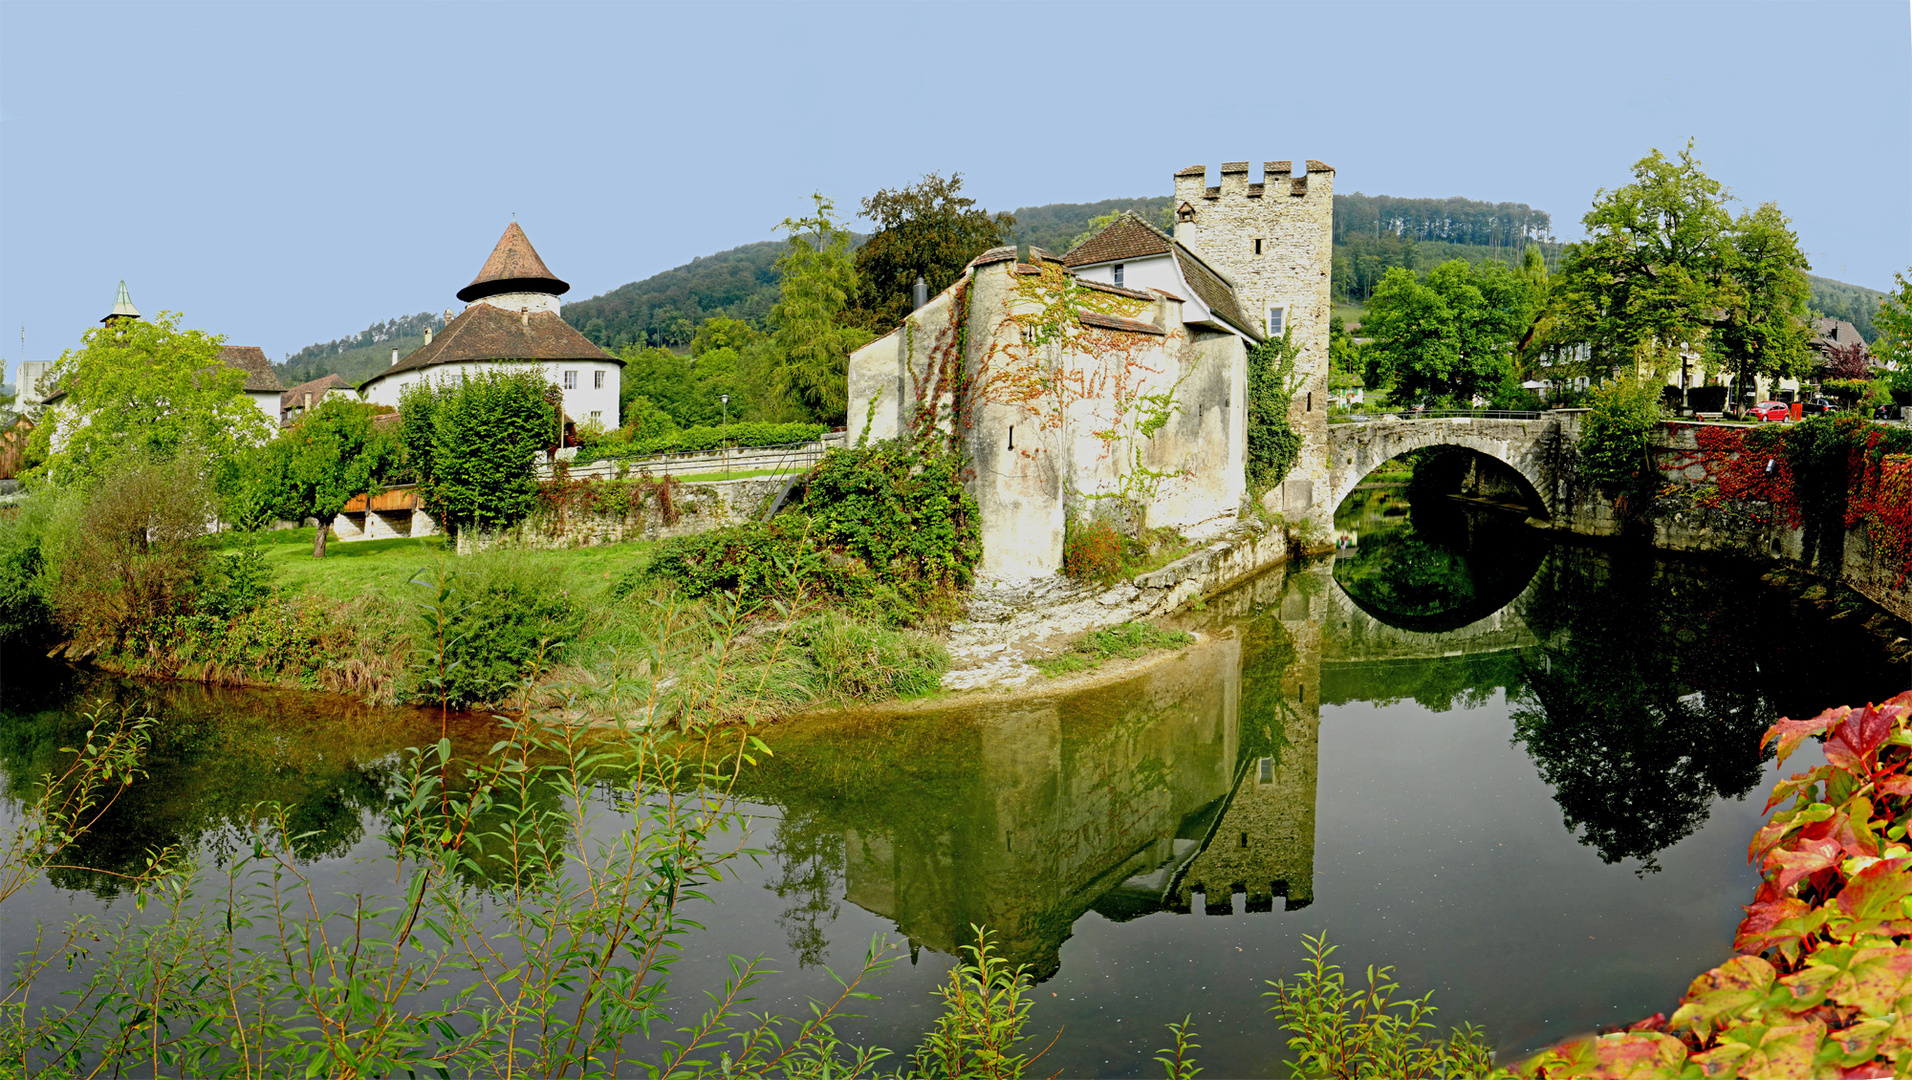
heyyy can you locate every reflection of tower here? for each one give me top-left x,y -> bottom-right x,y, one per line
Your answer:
1175,563 -> 1324,912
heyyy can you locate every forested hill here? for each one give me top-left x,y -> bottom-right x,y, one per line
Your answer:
281,194 -> 1893,373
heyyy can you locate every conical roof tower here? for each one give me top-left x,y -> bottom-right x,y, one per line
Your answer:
456,223 -> 570,303
101,280 -> 141,324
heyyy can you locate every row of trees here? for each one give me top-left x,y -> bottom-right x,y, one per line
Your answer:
1348,142 -> 1912,410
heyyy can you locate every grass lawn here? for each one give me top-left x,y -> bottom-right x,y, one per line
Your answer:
1331,302 -> 1367,328
228,527 -> 658,602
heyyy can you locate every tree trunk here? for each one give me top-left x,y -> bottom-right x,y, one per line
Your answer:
314,517 -> 330,559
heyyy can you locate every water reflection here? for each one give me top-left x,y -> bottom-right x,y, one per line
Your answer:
1332,487 -> 1548,633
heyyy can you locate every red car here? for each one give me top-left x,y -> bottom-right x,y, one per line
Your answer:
1749,401 -> 1790,422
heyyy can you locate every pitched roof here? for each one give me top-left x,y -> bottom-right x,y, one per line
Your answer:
218,346 -> 283,392
281,373 -> 352,410
363,303 -> 616,388
1171,248 -> 1261,340
1078,310 -> 1165,336
1061,213 -> 1172,268
1811,317 -> 1867,351
456,223 -> 570,303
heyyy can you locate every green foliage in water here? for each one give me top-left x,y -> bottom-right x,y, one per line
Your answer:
1265,933 -> 1505,1079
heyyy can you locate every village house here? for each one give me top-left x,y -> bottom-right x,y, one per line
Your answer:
846,160 -> 1334,579
357,224 -> 622,427
279,373 -> 355,426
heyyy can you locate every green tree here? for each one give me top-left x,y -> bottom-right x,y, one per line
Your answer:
770,194 -> 870,425
1711,202 -> 1814,398
399,369 -> 557,541
1874,269 -> 1912,394
27,311 -> 271,487
1555,143 -> 1736,380
256,399 -> 396,558
850,172 -> 1015,332
1362,260 -> 1529,405
689,315 -> 762,357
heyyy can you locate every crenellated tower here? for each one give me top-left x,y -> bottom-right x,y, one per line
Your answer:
1172,160 -> 1334,519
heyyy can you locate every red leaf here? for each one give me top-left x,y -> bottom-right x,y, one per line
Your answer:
1875,775 -> 1912,797
1835,856 -> 1912,933
1825,703 -> 1898,772
1765,707 -> 1853,767
1735,894 -> 1817,956
1767,837 -> 1844,893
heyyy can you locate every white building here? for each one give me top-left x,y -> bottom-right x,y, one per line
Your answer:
358,224 -> 621,426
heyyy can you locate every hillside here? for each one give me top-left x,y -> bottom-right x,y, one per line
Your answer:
282,195 -> 1894,375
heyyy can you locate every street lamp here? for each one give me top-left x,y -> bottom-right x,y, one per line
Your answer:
720,394 -> 730,476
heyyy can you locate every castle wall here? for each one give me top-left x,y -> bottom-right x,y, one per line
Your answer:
1174,160 -> 1335,522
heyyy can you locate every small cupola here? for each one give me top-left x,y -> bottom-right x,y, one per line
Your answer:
101,280 -> 141,325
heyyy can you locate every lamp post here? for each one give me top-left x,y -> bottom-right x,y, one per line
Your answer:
720,394 -> 729,477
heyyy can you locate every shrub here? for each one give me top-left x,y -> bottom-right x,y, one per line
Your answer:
1577,376 -> 1664,495
1062,516 -> 1126,585
585,421 -> 828,462
800,610 -> 946,700
400,368 -> 558,539
169,591 -> 410,702
49,461 -> 212,652
410,554 -> 585,709
0,495 -> 57,653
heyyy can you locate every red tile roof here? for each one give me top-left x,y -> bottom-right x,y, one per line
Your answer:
280,373 -> 352,410
1060,213 -> 1172,268
456,223 -> 570,303
363,302 -> 615,390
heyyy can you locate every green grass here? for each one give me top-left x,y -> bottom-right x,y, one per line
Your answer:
1332,303 -> 1367,329
1032,621 -> 1193,676
225,527 -> 657,603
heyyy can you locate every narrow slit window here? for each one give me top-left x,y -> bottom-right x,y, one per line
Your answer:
1254,238 -> 1263,255
1007,426 -> 1014,451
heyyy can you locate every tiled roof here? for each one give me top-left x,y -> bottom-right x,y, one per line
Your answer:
1060,213 -> 1173,267
457,223 -> 570,303
1305,159 -> 1335,174
281,373 -> 351,410
1172,248 -> 1261,341
218,346 -> 283,392
968,245 -> 1018,269
1078,311 -> 1164,337
363,302 -> 616,389
1175,165 -> 1208,178
1076,279 -> 1155,301
1811,317 -> 1866,350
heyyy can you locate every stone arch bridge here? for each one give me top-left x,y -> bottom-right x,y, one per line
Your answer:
1325,413 -> 1569,517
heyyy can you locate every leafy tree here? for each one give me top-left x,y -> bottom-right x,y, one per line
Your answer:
689,315 -> 762,357
1712,202 -> 1815,396
1554,143 -> 1736,379
1577,376 -> 1664,495
1362,259 -> 1532,405
1874,269 -> 1912,393
770,195 -> 870,425
27,311 -> 272,487
255,399 -> 396,558
850,172 -> 1014,332
399,369 -> 558,540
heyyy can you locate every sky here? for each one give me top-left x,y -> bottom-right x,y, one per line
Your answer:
1,0 -> 1908,376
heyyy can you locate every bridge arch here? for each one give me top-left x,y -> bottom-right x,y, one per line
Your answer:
1325,416 -> 1563,519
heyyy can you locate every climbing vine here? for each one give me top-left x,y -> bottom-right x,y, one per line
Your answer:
1246,329 -> 1303,496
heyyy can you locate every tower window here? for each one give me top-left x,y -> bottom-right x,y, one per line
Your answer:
1254,239 -> 1263,255
562,370 -> 578,389
1258,756 -> 1274,784
1113,263 -> 1125,287
1268,307 -> 1285,335
593,370 -> 605,389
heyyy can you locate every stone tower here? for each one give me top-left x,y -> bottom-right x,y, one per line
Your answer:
1172,161 -> 1334,521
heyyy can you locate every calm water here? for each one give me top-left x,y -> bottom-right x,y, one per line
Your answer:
5,488 -> 1910,1076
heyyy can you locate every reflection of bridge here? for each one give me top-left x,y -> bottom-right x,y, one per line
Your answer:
1321,564 -> 1541,664
1326,414 -> 1566,517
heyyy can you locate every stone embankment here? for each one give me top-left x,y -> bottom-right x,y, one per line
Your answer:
941,518 -> 1298,691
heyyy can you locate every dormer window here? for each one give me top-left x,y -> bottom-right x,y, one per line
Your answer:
1114,264 -> 1125,287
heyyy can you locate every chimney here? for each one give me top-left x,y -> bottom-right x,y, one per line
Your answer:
424,327 -> 433,345
391,348 -> 400,367
913,276 -> 928,311
304,392 -> 313,411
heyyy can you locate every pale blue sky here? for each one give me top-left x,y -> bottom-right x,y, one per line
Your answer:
2,0 -> 1907,372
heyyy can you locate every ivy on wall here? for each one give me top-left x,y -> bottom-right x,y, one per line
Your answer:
1246,329 -> 1303,497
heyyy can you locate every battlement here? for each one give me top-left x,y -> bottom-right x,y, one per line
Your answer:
1173,159 -> 1332,205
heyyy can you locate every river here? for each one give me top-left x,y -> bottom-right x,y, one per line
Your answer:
4,485 -> 1909,1076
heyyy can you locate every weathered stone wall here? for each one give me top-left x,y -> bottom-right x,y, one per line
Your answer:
1326,415 -> 1564,516
1174,160 -> 1335,525
454,476 -> 792,554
